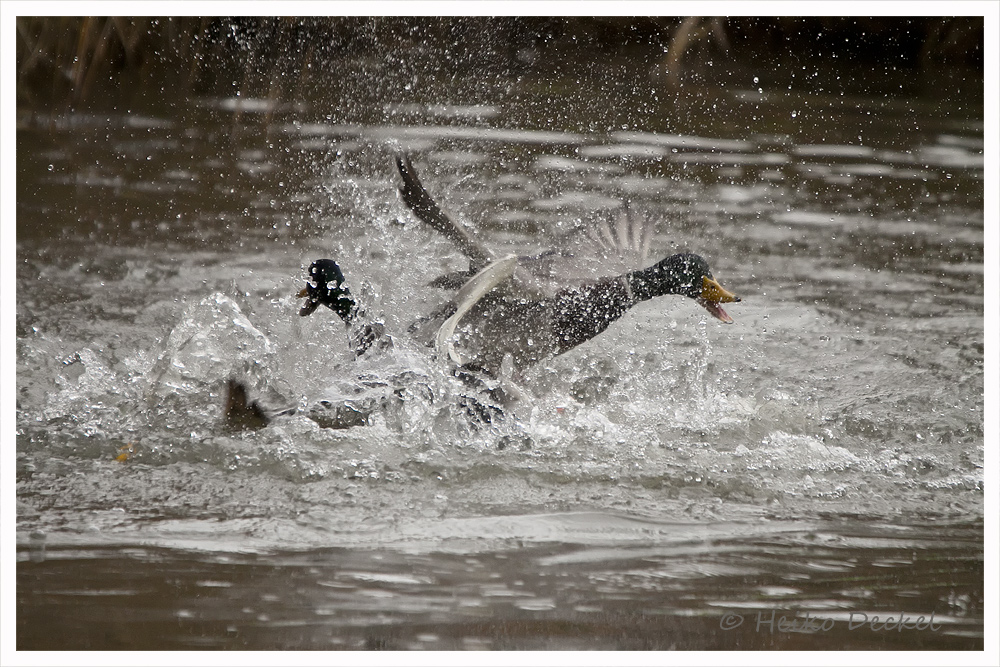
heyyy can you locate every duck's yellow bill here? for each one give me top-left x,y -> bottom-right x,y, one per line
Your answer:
698,276 -> 740,324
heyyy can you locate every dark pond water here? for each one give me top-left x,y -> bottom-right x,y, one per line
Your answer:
14,43 -> 985,653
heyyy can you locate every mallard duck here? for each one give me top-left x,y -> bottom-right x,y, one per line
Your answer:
298,155 -> 740,378
298,258 -> 388,357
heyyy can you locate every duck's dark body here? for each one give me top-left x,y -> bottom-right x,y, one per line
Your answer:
455,278 -> 635,373
437,252 -> 721,375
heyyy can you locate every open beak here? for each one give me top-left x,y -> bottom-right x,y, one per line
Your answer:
298,286 -> 321,316
697,276 -> 740,324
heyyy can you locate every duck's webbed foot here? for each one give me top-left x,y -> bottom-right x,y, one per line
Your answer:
224,379 -> 270,431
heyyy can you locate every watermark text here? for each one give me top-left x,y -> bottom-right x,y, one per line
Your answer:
719,610 -> 942,633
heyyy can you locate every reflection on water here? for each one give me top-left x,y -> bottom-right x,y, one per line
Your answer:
15,46 -> 984,651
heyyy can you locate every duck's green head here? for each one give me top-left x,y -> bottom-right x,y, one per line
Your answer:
636,253 -> 740,323
298,259 -> 356,320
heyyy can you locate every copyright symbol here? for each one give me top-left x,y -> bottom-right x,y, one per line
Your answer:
720,612 -> 744,630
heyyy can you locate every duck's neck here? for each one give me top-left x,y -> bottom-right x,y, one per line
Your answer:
550,258 -> 699,354
626,260 -> 688,301
324,291 -> 387,357
551,275 -> 643,353
330,292 -> 359,323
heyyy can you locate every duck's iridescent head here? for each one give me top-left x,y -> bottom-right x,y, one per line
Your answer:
642,253 -> 741,323
298,259 -> 355,320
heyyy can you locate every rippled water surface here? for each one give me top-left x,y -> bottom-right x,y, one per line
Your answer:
14,52 -> 985,651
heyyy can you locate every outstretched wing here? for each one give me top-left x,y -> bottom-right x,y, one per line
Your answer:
396,155 -> 493,271
514,204 -> 657,297
396,155 -> 658,299
435,256 -> 518,365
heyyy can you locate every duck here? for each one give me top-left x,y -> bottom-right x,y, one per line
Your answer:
298,154 -> 741,378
